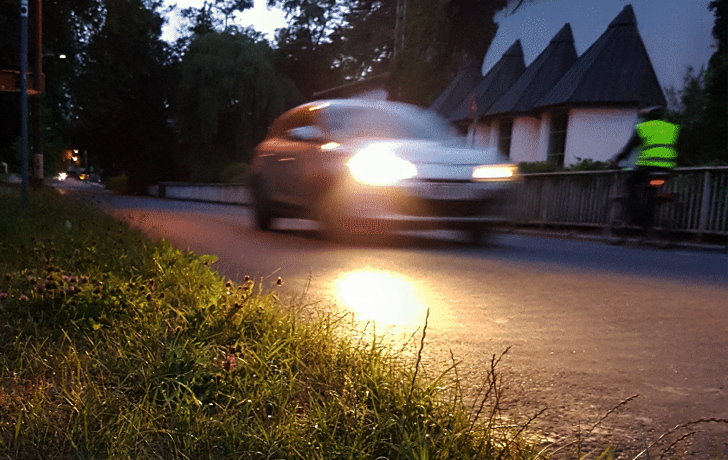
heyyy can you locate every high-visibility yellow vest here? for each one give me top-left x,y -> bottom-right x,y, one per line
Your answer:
636,120 -> 679,168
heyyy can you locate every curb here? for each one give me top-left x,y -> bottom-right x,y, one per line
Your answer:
507,227 -> 727,253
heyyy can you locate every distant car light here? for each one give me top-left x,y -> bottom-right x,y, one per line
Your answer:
78,173 -> 88,180
347,146 -> 417,186
472,164 -> 518,181
57,172 -> 67,181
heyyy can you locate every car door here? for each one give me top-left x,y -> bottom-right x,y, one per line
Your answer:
282,127 -> 331,212
254,109 -> 307,209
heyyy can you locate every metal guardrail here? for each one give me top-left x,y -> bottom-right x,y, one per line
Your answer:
511,167 -> 728,242
155,168 -> 728,244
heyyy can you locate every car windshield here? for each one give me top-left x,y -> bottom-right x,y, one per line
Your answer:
322,105 -> 460,141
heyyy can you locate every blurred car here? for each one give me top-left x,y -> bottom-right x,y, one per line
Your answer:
250,99 -> 518,242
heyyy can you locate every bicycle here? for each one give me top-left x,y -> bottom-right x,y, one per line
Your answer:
605,168 -> 682,247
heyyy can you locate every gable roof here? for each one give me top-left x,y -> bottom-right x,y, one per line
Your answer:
448,40 -> 526,122
486,24 -> 578,117
535,5 -> 666,110
429,57 -> 482,120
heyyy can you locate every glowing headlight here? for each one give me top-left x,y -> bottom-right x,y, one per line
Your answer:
472,164 -> 518,181
347,146 -> 417,186
320,141 -> 340,151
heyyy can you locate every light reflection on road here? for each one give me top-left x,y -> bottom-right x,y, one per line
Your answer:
333,267 -> 455,334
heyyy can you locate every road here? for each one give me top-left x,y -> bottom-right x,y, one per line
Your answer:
89,191 -> 728,459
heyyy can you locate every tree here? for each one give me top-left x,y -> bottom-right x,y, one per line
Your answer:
703,0 -> 727,164
0,0 -> 21,169
668,67 -> 712,166
0,0 -> 101,174
391,0 -> 506,106
667,0 -> 727,166
177,32 -> 301,182
330,0 -> 397,81
70,0 -> 176,192
268,0 -> 346,99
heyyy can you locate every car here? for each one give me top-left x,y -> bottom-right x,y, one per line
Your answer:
250,99 -> 519,242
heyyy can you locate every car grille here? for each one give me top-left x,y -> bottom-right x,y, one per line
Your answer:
403,198 -> 488,217
390,180 -> 487,217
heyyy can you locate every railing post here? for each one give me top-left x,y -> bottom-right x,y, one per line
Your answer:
697,170 -> 712,242
604,171 -> 621,236
539,180 -> 550,229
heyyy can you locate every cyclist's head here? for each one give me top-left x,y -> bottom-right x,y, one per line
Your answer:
639,106 -> 665,121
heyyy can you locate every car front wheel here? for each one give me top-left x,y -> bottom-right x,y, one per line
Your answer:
251,178 -> 274,231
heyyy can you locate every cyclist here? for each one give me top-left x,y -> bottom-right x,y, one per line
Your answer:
610,106 -> 680,234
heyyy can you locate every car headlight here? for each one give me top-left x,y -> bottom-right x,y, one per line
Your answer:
347,146 -> 417,186
472,164 -> 518,181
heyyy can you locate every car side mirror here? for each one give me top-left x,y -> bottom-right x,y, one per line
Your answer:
288,125 -> 326,142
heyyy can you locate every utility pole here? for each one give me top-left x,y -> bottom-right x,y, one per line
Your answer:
32,0 -> 43,186
19,0 -> 29,207
393,0 -> 407,101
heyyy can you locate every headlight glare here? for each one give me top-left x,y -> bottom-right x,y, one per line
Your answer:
347,147 -> 417,185
472,164 -> 518,181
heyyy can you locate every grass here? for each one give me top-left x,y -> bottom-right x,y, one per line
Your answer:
0,188 -> 542,460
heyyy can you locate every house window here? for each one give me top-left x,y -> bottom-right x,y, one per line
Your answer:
498,118 -> 513,158
548,111 -> 568,166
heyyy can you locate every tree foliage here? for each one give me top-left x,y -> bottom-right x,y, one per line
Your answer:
177,32 -> 301,182
70,0 -> 176,192
267,0 -> 346,99
668,0 -> 727,166
0,0 -> 101,172
267,0 -> 506,106
330,0 -> 396,81
391,0 -> 506,106
703,0 -> 727,163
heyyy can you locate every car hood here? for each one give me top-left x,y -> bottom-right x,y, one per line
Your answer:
347,139 -> 508,166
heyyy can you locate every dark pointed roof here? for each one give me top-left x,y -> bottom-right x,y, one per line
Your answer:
429,57 -> 482,119
486,24 -> 578,117
535,5 -> 666,110
449,40 -> 526,122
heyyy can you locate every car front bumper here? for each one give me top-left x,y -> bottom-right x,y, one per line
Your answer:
332,179 -> 515,231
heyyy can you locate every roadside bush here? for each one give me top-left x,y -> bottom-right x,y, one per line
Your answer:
106,172 -> 129,194
220,162 -> 251,185
518,159 -> 612,174
518,161 -> 560,174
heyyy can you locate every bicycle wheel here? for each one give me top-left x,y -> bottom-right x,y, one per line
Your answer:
607,196 -> 630,239
651,192 -> 681,248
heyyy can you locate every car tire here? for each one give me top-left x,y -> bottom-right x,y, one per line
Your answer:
317,204 -> 352,243
467,226 -> 485,246
251,177 -> 274,231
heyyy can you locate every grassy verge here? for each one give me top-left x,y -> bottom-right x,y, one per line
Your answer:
0,188 -> 541,459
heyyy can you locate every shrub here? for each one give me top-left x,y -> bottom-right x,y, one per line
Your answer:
220,162 -> 250,185
106,172 -> 129,194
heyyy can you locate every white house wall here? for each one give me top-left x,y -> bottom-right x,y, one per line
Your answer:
537,112 -> 551,161
564,108 -> 638,165
467,122 -> 491,147
510,117 -> 541,163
